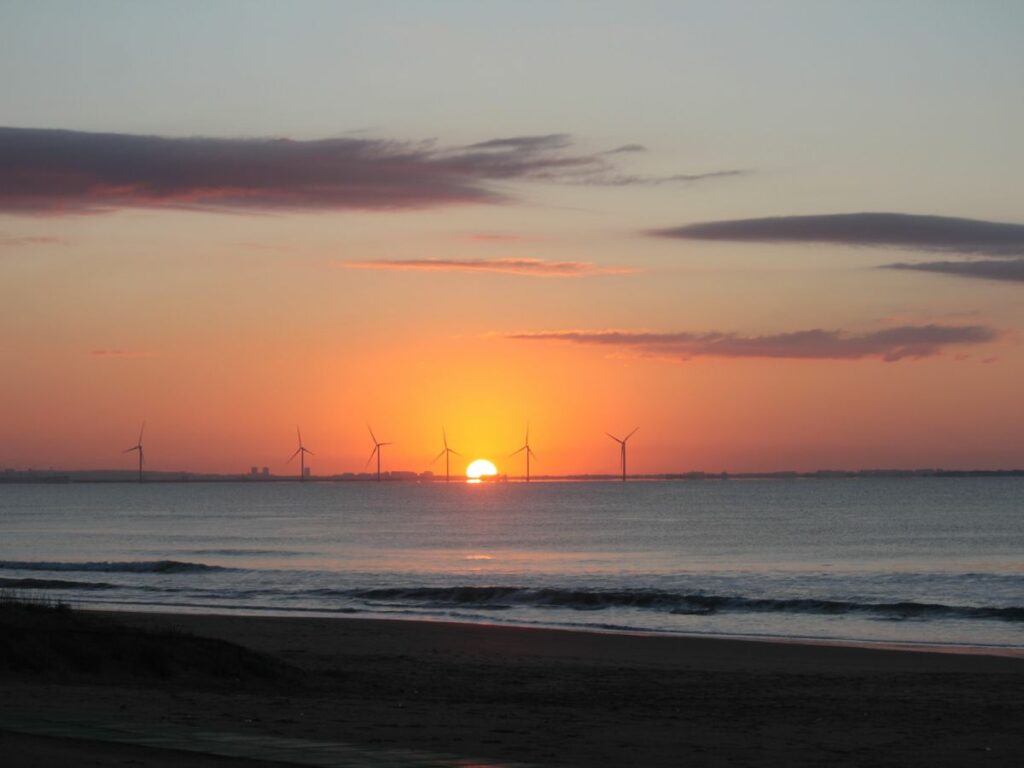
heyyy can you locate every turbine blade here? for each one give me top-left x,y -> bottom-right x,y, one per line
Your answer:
432,449 -> 446,464
304,448 -> 315,456
297,426 -> 303,446
510,445 -> 526,456
450,449 -> 461,457
528,447 -> 538,459
138,421 -> 146,444
624,427 -> 639,442
287,447 -> 301,463
606,432 -> 623,444
367,425 -> 377,444
365,446 -> 378,468
442,427 -> 448,449
380,442 -> 393,447
123,446 -> 136,453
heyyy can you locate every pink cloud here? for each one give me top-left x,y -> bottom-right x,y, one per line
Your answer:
343,258 -> 636,277
507,325 -> 998,362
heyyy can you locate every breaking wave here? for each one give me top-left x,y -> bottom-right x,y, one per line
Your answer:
347,586 -> 1024,623
0,560 -> 229,574
0,576 -> 113,590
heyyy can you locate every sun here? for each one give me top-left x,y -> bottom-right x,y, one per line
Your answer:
465,458 -> 498,481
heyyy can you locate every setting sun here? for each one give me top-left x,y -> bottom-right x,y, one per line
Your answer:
465,459 -> 498,481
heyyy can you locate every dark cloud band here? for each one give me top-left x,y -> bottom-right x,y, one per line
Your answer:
0,127 -> 741,215
885,259 -> 1024,284
508,325 -> 997,362
651,213 -> 1024,257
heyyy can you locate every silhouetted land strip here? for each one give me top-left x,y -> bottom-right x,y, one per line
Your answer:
2,468 -> 1023,483
1,602 -> 1022,766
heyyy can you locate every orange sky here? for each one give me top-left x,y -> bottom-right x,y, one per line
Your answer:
2,5 -> 1023,475
1,206 -> 1020,475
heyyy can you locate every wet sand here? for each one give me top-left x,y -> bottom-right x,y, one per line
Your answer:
2,611 -> 1022,766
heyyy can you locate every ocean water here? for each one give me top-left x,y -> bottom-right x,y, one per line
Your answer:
0,478 -> 1021,650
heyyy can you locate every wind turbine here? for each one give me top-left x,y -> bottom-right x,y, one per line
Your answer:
510,425 -> 537,482
366,426 -> 391,482
432,427 -> 461,482
606,428 -> 638,482
288,427 -> 314,480
123,421 -> 145,482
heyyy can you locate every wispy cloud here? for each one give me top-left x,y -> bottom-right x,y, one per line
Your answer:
604,144 -> 647,154
0,127 -> 744,215
344,258 -> 635,277
459,233 -> 535,243
652,213 -> 1024,257
90,349 -> 156,359
507,325 -> 998,362
885,258 -> 1024,284
0,234 -> 62,246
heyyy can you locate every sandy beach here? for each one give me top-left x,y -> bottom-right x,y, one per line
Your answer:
1,608 -> 1022,766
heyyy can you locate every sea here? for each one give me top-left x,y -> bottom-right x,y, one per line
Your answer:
1,478 -> 1021,651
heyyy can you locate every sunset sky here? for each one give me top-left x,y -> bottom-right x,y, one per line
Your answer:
2,1 -> 1023,475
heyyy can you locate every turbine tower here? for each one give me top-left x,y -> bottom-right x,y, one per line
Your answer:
510,425 -> 537,482
606,428 -> 638,482
432,427 -> 461,482
366,426 -> 391,482
123,421 -> 145,482
288,427 -> 314,480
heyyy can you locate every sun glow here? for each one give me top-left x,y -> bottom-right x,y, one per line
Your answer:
466,458 -> 498,481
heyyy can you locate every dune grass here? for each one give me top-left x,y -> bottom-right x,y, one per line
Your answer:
0,591 -> 291,684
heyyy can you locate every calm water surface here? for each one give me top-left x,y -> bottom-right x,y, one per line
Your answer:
0,478 -> 1021,649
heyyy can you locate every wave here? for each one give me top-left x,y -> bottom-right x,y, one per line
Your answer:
0,560 -> 229,574
347,586 -> 1024,623
0,576 -> 113,590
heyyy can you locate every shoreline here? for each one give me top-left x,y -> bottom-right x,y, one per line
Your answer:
74,601 -> 1024,659
3,608 -> 1022,766
101,610 -> 1024,673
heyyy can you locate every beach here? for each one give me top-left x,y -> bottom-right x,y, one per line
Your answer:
2,609 -> 1022,767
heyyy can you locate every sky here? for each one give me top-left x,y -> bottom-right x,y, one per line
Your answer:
1,0 -> 1023,475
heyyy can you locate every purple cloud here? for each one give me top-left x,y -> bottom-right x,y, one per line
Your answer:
0,127 -> 743,215
507,325 -> 997,362
886,258 -> 1024,284
652,213 -> 1024,257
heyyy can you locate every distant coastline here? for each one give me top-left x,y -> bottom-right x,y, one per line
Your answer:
2,467 -> 1023,484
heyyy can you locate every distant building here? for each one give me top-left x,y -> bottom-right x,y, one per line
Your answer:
303,467 -> 311,478
250,466 -> 260,476
262,467 -> 270,477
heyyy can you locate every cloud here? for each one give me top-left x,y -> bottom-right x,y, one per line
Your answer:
90,349 -> 155,358
463,134 -> 573,151
507,324 -> 997,362
0,234 -> 62,246
460,233 -> 533,243
593,169 -> 747,186
605,144 -> 647,154
0,127 -> 743,215
885,258 -> 1024,283
652,213 -> 1024,257
344,258 -> 635,277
